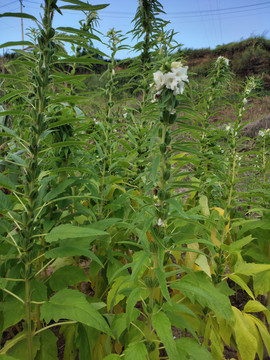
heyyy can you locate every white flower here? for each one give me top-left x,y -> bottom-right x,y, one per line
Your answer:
112,69 -> 115,76
153,70 -> 165,92
93,118 -> 99,124
171,61 -> 183,71
225,125 -> 231,132
172,65 -> 189,82
243,98 -> 248,105
216,56 -> 229,66
153,63 -> 188,97
157,218 -> 165,227
123,112 -> 127,119
259,130 -> 265,137
164,72 -> 179,92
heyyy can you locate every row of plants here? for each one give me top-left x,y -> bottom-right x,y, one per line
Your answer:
0,1 -> 270,359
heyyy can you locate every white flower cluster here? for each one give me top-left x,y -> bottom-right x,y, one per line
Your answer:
216,56 -> 229,67
244,78 -> 256,96
258,129 -> 270,137
152,62 -> 189,97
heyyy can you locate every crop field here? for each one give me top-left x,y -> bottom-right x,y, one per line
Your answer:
0,1 -> 270,359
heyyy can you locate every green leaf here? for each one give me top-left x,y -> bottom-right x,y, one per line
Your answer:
0,297 -> 24,335
35,330 -> 58,360
59,2 -> 108,12
45,224 -> 108,243
126,287 -> 142,328
107,276 -> 131,311
0,41 -> 34,50
224,235 -> 254,253
171,272 -> 234,322
103,356 -> 121,360
49,266 -> 88,291
40,289 -> 112,335
232,307 -> 257,360
243,300 -> 268,313
155,266 -> 170,302
0,356 -> 21,360
5,332 -> 40,360
0,13 -> 37,21
199,195 -> 210,216
152,311 -> 179,360
194,254 -> 211,277
254,269 -> 270,297
228,274 -> 255,300
0,192 -> 13,213
43,178 -> 77,202
176,338 -> 213,360
0,174 -> 16,191
235,261 -> 270,276
44,246 -> 103,266
130,251 -> 150,281
124,342 -> 148,360
56,27 -> 100,41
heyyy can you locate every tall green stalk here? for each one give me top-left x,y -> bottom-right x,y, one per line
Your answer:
20,1 -> 57,358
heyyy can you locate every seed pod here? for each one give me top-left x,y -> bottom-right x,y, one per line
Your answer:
169,113 -> 177,124
160,144 -> 167,153
164,190 -> 170,200
48,28 -> 55,38
146,341 -> 156,352
158,127 -> 163,138
163,170 -> 171,181
165,133 -> 171,145
158,190 -> 165,200
144,276 -> 153,288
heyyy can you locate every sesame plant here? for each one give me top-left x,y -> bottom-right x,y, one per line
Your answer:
1,0 -> 270,359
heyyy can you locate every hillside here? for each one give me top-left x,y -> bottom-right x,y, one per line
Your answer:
183,36 -> 270,90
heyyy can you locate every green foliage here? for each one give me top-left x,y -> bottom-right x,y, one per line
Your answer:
0,1 -> 270,360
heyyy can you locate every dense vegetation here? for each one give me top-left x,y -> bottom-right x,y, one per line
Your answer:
0,1 -> 270,360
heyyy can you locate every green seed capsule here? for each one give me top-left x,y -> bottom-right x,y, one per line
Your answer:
169,113 -> 177,124
158,190 -> 165,200
163,170 -> 171,181
144,276 -> 153,288
160,144 -> 167,153
165,134 -> 171,145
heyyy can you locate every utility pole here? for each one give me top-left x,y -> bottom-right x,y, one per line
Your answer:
19,0 -> 24,50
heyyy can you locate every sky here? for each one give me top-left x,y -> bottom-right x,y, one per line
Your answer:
0,0 -> 269,59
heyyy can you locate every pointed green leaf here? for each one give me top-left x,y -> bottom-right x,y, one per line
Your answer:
35,330 -> 58,360
155,266 -> 170,302
43,178 -> 77,202
0,174 -> 16,191
228,274 -> 255,300
195,254 -> 211,277
49,266 -> 88,291
103,356 -> 121,360
45,224 -> 108,243
40,289 -> 112,335
243,300 -> 268,313
152,311 -> 179,360
171,272 -> 234,322
124,342 -> 148,360
0,41 -> 34,50
0,13 -> 37,21
126,287 -> 142,327
254,269 -> 270,297
0,192 -> 13,213
232,307 -> 257,360
44,246 -> 103,266
176,338 -> 213,360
